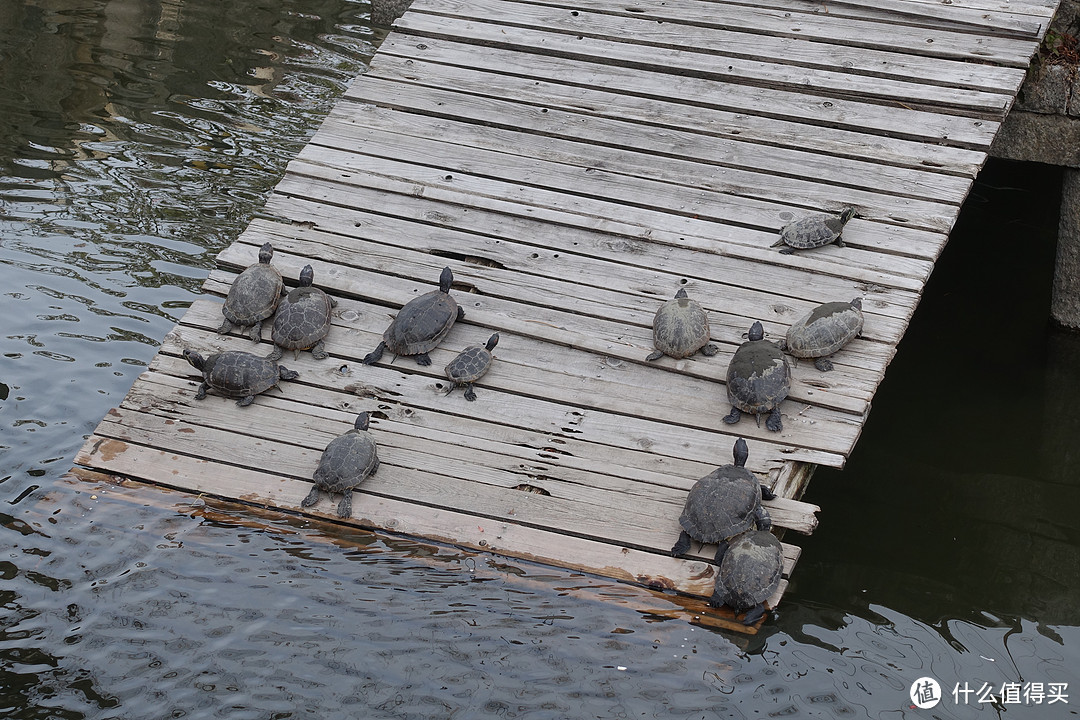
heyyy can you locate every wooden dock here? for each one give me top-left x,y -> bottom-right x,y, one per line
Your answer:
73,0 -> 1058,629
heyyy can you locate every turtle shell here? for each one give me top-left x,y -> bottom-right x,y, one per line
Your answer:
221,243 -> 283,327
726,326 -> 791,416
786,298 -> 863,359
779,207 -> 854,249
384,279 -> 460,356
650,289 -> 714,359
446,334 -> 498,385
196,350 -> 286,398
272,284 -> 333,352
717,530 -> 783,610
313,419 -> 379,495
679,465 -> 764,543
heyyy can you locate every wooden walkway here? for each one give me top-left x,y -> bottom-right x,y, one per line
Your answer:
74,0 -> 1058,629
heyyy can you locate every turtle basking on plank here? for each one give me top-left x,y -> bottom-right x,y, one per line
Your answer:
772,207 -> 855,254
363,266 -> 464,366
670,437 -> 775,563
444,333 -> 499,401
723,321 -> 790,432
781,298 -> 864,372
303,411 -> 379,519
268,264 -> 337,361
183,348 -> 298,407
709,529 -> 784,625
646,289 -> 718,362
217,242 -> 285,342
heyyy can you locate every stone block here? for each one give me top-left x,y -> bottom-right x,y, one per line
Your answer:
371,0 -> 414,27
1053,169 -> 1080,329
991,111 -> 1080,167
1018,64 -> 1074,114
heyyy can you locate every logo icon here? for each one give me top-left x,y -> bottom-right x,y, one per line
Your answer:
910,677 -> 942,709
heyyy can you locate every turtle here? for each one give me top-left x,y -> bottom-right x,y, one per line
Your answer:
723,321 -> 790,432
303,411 -> 379,519
362,266 -> 464,366
670,437 -> 775,563
772,207 -> 855,254
646,289 -> 719,362
268,264 -> 337,361
709,529 -> 784,625
182,348 -> 298,407
217,242 -> 285,342
781,298 -> 864,372
444,333 -> 499,401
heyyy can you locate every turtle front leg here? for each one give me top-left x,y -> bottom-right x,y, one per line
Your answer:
765,407 -> 783,432
311,340 -> 328,360
362,342 -> 386,365
813,356 -> 834,372
645,350 -> 664,362
740,603 -> 767,625
217,318 -> 233,335
463,383 -> 477,402
456,306 -> 465,321
301,485 -> 321,509
712,539 -> 732,565
266,345 -> 285,362
336,492 -> 352,519
236,395 -> 255,407
759,484 -> 777,501
670,530 -> 693,557
194,383 -> 209,400
753,505 -> 773,532
722,407 -> 742,425
415,352 -> 432,366
834,238 -> 846,248
247,320 -> 263,343
700,343 -> 719,357
707,588 -> 728,609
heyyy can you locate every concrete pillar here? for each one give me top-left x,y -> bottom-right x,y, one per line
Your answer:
1053,170 -> 1080,328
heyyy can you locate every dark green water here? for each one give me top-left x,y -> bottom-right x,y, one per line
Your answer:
1,1 -> 1077,717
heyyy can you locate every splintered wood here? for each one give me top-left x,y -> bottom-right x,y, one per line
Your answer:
75,0 -> 1058,629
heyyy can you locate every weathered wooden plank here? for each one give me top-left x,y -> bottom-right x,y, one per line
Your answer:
272,164 -> 942,283
501,0 -> 1044,64
393,10 -> 1020,115
363,49 -> 987,178
333,84 -> 974,207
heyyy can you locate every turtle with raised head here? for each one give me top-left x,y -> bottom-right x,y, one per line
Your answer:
268,264 -> 337,361
781,298 -> 864,372
646,289 -> 718,362
772,207 -> 855,254
709,529 -> 784,625
723,321 -> 790,432
444,333 -> 499,401
363,266 -> 464,366
670,437 -> 775,563
217,242 -> 285,342
303,411 -> 379,519
183,348 -> 298,407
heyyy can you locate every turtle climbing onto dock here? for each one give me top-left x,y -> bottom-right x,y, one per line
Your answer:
781,298 -> 864,372
363,266 -> 464,367
670,437 -> 775,563
303,411 -> 379,519
268,264 -> 337,361
646,289 -> 718,362
723,321 -> 791,432
183,348 -> 298,407
772,207 -> 855,254
217,242 -> 285,342
444,333 -> 499,401
709,529 -> 784,625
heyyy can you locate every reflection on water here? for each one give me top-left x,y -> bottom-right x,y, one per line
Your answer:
1,0 -> 1078,717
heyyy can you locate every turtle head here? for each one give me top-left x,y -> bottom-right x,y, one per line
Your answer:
438,266 -> 453,293
182,348 -> 205,371
732,437 -> 749,467
258,242 -> 274,264
298,264 -> 314,287
839,207 -> 856,223
747,321 -> 765,341
354,411 -> 370,431
674,288 -> 688,300
485,333 -> 500,351
850,297 -> 863,310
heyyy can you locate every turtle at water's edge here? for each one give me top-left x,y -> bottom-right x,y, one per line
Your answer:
709,529 -> 784,625
445,333 -> 499,401
646,289 -> 718,362
363,266 -> 463,366
723,322 -> 790,432
772,207 -> 855,254
303,412 -> 379,519
183,349 -> 298,407
217,242 -> 284,342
